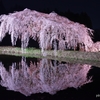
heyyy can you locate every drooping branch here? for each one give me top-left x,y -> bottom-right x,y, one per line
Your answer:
0,8 -> 96,52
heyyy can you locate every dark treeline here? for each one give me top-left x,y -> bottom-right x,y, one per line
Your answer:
93,29 -> 100,42
0,2 -> 99,46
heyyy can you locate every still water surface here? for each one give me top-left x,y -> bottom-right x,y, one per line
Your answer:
0,55 -> 100,100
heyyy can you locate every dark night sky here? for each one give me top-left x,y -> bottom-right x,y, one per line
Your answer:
1,0 -> 100,29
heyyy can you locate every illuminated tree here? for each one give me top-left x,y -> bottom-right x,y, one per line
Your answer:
0,8 -> 99,53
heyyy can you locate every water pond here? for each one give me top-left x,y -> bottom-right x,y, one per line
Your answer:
0,55 -> 100,100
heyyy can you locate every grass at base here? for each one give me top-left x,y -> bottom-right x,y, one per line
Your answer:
0,46 -> 100,67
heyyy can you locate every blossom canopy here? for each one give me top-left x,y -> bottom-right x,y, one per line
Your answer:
0,8 -> 95,52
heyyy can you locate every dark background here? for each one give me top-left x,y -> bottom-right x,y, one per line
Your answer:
0,0 -> 100,46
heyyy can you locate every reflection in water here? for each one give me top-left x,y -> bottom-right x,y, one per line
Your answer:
0,57 -> 91,96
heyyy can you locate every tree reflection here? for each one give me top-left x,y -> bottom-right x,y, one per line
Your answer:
0,57 -> 91,96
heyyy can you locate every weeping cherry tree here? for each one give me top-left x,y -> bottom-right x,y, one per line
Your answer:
0,8 -> 99,54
